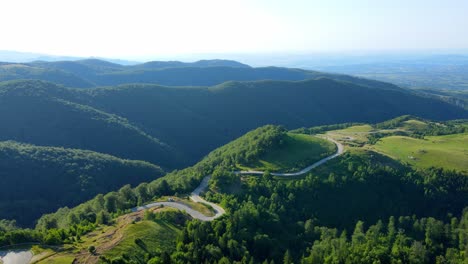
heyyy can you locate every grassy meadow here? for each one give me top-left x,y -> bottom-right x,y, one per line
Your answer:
371,133 -> 468,172
237,133 -> 336,172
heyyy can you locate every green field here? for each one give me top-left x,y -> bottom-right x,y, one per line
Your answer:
237,133 -> 336,172
104,220 -> 180,260
34,215 -> 180,263
372,133 -> 468,172
326,125 -> 375,147
401,119 -> 429,130
338,124 -> 374,133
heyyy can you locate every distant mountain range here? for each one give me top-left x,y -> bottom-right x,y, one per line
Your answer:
0,58 -> 256,87
3,50 -> 468,90
0,58 -> 409,88
0,50 -> 139,65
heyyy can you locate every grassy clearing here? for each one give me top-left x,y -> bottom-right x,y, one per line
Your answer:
402,119 -> 428,130
237,133 -> 336,172
371,133 -> 468,172
326,121 -> 468,173
104,220 -> 180,260
338,124 -> 374,133
36,208 -> 181,263
326,125 -> 373,146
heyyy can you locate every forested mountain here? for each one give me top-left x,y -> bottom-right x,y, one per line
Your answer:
0,63 -> 94,88
0,80 -> 184,168
0,79 -> 466,167
417,88 -> 468,109
0,141 -> 164,227
2,59 -> 251,88
84,79 -> 466,159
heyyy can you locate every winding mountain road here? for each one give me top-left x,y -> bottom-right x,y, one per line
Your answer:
132,135 -> 344,221
131,176 -> 225,221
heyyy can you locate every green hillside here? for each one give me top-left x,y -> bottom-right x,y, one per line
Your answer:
84,79 -> 467,160
0,79 -> 465,167
32,210 -> 182,263
0,80 -> 184,168
0,63 -> 94,88
373,134 -> 468,172
418,89 -> 468,109
236,133 -> 336,172
103,220 -> 180,262
6,121 -> 465,264
0,141 -> 164,227
93,66 -> 303,86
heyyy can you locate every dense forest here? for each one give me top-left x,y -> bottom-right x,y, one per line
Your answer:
0,141 -> 164,227
0,124 -> 466,263
0,79 -> 465,166
52,78 -> 468,158
0,80 -> 184,168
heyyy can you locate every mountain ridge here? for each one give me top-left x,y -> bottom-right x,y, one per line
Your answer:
0,58 -> 409,89
0,78 -> 464,167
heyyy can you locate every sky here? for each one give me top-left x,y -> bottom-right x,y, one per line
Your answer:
0,0 -> 467,59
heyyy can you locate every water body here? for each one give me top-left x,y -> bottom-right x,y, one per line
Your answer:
0,250 -> 33,264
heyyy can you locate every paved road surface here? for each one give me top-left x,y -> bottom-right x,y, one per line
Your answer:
132,176 -> 225,221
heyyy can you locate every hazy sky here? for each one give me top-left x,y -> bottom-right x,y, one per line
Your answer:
1,0 -> 467,59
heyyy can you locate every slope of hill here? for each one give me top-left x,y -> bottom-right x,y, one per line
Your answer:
417,88 -> 468,109
0,79 -> 466,167
92,66 -> 315,86
0,80 -> 184,168
373,133 -> 468,172
5,121 -> 466,263
84,79 -> 467,160
0,141 -> 164,227
230,132 -> 336,172
0,63 -> 94,88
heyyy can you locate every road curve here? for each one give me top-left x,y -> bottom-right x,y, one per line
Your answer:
131,176 -> 225,221
133,136 -> 343,221
235,136 -> 344,177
